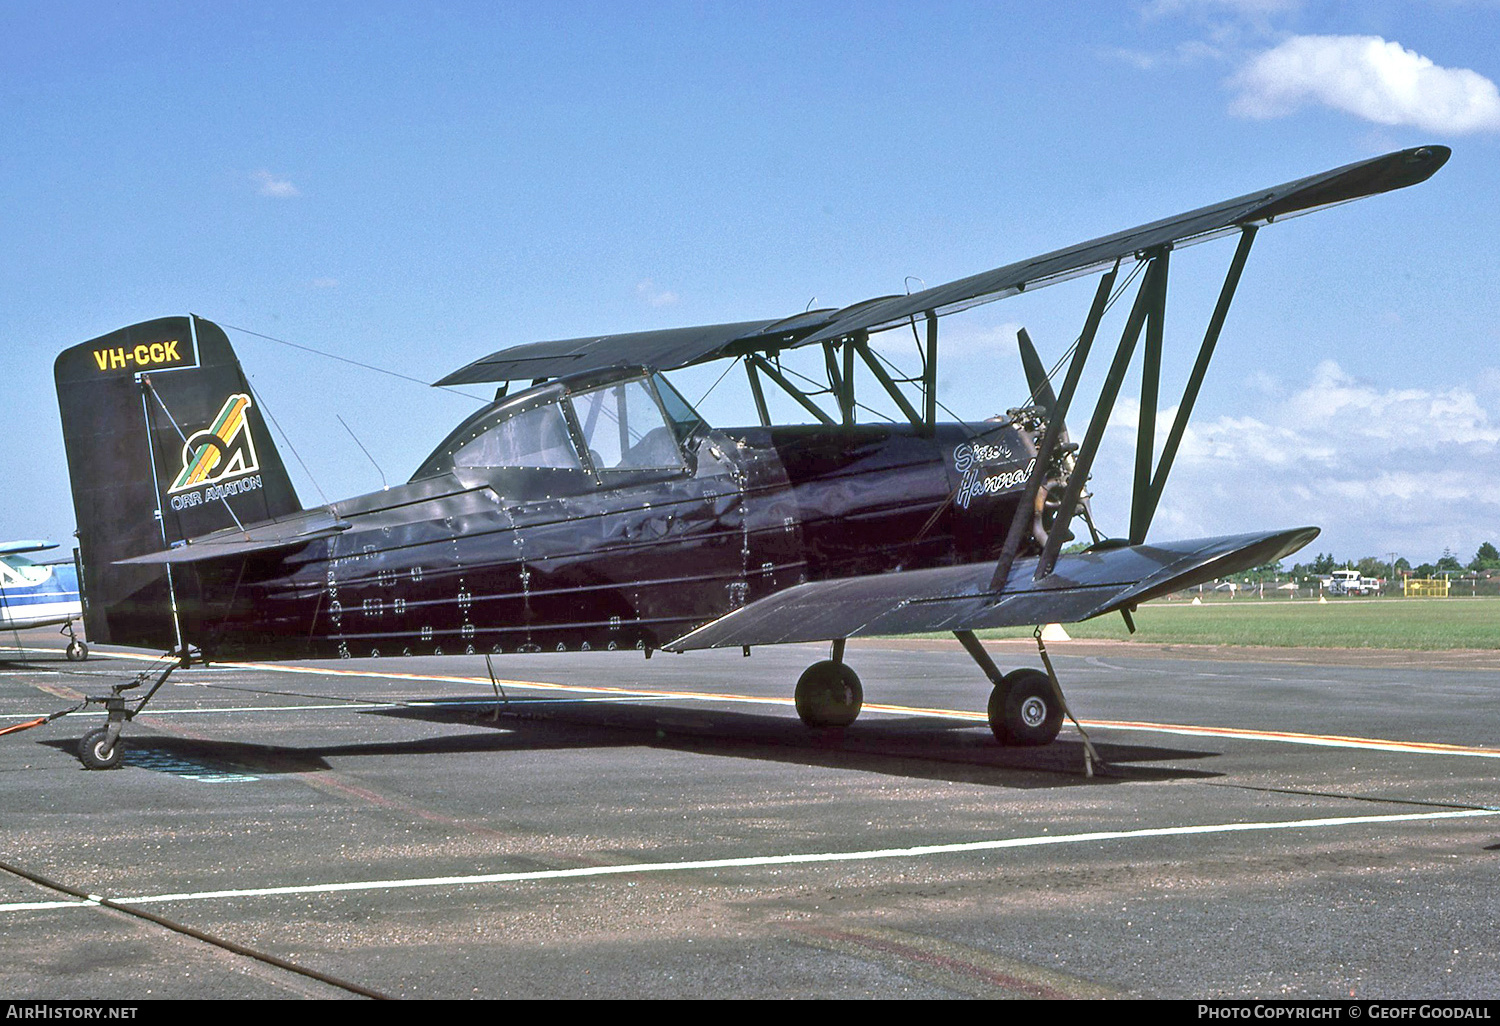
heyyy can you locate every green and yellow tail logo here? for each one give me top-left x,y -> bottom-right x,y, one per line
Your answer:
169,394 -> 261,494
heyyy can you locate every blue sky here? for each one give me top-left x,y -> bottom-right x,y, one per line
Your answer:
3,0 -> 1497,566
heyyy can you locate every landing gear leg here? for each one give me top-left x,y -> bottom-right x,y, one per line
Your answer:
60,620 -> 87,662
954,630 -> 1064,747
78,704 -> 125,771
955,628 -> 1108,775
795,639 -> 862,728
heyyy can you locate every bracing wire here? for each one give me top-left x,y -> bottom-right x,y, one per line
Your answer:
217,321 -> 491,404
693,357 -> 739,408
243,377 -> 332,509
776,355 -> 897,424
1030,258 -> 1146,407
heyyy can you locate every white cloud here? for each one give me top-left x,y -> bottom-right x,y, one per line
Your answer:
1230,35 -> 1500,133
1091,362 -> 1500,560
1279,361 -> 1500,446
636,279 -> 679,307
1103,46 -> 1163,71
252,170 -> 301,198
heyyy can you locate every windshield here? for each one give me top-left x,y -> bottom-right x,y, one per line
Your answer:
412,372 -> 709,483
571,379 -> 684,472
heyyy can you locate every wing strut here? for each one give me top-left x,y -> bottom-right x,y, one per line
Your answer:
924,311 -> 938,435
1001,224 -> 1259,586
853,334 -> 925,430
1130,225 -> 1258,542
1035,252 -> 1160,580
991,262 -> 1120,591
746,354 -> 837,426
744,358 -> 772,427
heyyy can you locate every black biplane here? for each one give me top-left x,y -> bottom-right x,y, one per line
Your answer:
51,146 -> 1448,769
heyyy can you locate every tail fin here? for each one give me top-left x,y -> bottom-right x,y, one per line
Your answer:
54,316 -> 301,648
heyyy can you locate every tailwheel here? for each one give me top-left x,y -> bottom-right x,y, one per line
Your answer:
795,660 -> 863,728
66,640 -> 88,662
987,668 -> 1063,747
78,727 -> 123,770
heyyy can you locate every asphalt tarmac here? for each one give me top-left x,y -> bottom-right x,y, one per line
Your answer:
0,629 -> 1495,1000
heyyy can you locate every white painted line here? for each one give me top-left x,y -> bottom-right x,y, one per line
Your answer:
2,808 -> 1493,914
1,900 -> 98,911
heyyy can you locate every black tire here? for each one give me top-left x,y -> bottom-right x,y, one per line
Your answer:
987,668 -> 1063,746
66,640 -> 88,662
794,660 -> 863,728
78,728 -> 122,770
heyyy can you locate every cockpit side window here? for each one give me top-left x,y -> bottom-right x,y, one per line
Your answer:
0,555 -> 47,587
570,379 -> 684,472
452,402 -> 581,470
652,373 -> 707,443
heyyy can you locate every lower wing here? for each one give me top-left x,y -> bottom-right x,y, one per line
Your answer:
665,527 -> 1316,651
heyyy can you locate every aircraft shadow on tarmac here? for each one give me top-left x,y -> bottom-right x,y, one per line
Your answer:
43,695 -> 1222,789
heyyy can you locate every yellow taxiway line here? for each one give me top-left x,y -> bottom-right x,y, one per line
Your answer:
19,647 -> 1500,760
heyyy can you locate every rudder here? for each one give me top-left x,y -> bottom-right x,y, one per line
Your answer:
54,315 -> 301,649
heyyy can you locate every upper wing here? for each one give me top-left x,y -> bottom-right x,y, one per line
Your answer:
439,146 -> 1448,385
436,310 -> 844,386
664,527 -> 1317,651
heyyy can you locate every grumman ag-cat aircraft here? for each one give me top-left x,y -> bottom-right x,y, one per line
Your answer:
49,145 -> 1448,769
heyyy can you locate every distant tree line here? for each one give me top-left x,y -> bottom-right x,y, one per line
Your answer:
1236,542 -> 1500,583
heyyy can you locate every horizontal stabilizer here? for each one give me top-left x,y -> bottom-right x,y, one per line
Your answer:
116,508 -> 351,565
664,527 -> 1317,651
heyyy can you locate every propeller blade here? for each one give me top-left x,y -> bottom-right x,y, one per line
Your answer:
1017,328 -> 1056,413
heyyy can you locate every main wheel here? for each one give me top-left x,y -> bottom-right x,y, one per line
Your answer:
987,668 -> 1063,746
78,728 -> 123,770
66,640 -> 88,662
794,660 -> 863,728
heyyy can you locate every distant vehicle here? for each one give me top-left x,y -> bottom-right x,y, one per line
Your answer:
1325,569 -> 1380,596
0,541 -> 87,659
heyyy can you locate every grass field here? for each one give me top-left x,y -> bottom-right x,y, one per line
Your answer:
967,597 -> 1500,650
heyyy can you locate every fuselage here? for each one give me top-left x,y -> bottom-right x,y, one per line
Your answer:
0,557 -> 81,631
176,418 -> 1039,661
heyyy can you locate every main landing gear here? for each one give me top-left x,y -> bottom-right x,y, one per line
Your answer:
60,620 -> 87,662
792,633 -> 1099,770
984,667 -> 1064,746
794,639 -> 862,728
955,629 -> 1070,746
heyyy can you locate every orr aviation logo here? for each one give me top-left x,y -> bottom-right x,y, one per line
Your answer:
168,394 -> 262,495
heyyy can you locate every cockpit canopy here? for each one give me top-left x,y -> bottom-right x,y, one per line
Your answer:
412,369 -> 707,483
